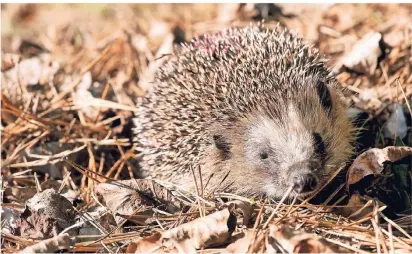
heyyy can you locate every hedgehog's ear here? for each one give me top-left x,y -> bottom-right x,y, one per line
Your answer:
212,134 -> 231,153
316,80 -> 333,115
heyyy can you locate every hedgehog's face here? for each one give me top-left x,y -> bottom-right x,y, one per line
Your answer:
243,114 -> 326,199
208,83 -> 353,199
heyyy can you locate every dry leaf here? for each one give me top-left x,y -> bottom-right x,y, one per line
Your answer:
346,146 -> 412,187
1,206 -> 20,234
336,193 -> 373,219
17,233 -> 71,254
341,32 -> 384,75
129,208 -> 236,253
268,223 -> 342,253
226,200 -> 254,226
76,206 -> 120,242
17,189 -> 77,240
127,231 -> 175,253
225,230 -> 259,253
163,208 -> 236,250
94,179 -> 182,224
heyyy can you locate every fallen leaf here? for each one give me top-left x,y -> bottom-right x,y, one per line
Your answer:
17,189 -> 77,240
94,179 -> 183,224
226,200 -> 254,226
341,32 -> 385,75
268,223 -> 342,253
346,146 -> 412,187
1,206 -> 20,234
137,33 -> 174,92
336,193 -> 374,219
163,208 -> 236,251
225,230 -> 260,253
127,231 -> 173,253
76,205 -> 120,242
17,233 -> 70,254
129,208 -> 236,253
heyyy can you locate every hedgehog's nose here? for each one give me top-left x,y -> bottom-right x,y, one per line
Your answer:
292,173 -> 318,193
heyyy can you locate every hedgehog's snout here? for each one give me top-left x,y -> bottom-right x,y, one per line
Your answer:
292,173 -> 318,194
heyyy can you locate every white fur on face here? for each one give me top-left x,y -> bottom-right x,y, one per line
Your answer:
248,105 -> 313,167
246,104 -> 316,197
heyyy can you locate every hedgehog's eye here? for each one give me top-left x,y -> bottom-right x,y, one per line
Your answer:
312,133 -> 325,155
259,150 -> 269,160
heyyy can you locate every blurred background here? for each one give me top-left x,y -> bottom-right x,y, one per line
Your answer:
1,3 -> 412,215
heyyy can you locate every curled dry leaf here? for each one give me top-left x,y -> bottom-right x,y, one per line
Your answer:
17,189 -> 77,240
1,206 -> 20,234
76,205 -> 120,241
225,230 -> 259,253
17,233 -> 71,254
346,146 -> 412,188
341,32 -> 385,75
268,223 -> 342,253
126,231 -> 173,253
94,179 -> 183,224
226,223 -> 342,253
335,193 -> 380,220
225,200 -> 254,226
129,208 -> 236,253
163,208 -> 236,250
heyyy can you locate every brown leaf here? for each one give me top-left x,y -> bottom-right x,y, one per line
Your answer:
17,233 -> 71,254
17,189 -> 77,240
226,200 -> 254,226
225,230 -> 265,253
94,179 -> 183,224
268,223 -> 342,253
336,193 -> 387,220
126,232 -> 172,253
336,193 -> 373,219
128,208 -> 236,253
346,146 -> 412,187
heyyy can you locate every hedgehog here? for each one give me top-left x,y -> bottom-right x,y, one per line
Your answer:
133,24 -> 354,199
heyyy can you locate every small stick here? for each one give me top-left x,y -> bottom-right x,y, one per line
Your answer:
262,185 -> 294,228
388,224 -> 394,254
371,218 -> 381,254
379,210 -> 412,240
190,165 -> 205,217
324,238 -> 370,254
396,78 -> 412,117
